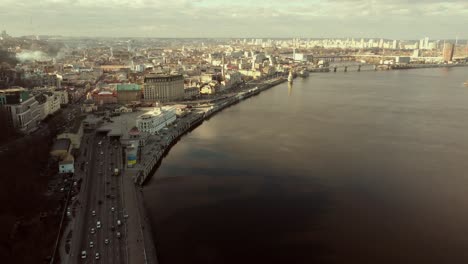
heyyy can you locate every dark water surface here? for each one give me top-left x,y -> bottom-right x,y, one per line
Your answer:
144,68 -> 468,264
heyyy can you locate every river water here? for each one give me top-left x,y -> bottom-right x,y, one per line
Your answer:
143,67 -> 468,264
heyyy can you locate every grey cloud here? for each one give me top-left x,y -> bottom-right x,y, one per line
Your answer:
0,0 -> 467,38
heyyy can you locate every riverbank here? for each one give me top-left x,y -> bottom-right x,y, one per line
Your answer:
119,76 -> 286,264
133,76 -> 287,185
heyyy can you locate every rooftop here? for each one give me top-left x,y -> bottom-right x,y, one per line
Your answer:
145,73 -> 183,79
0,87 -> 28,93
52,138 -> 71,152
117,84 -> 141,92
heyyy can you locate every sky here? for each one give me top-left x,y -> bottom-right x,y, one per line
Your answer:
1,0 -> 467,39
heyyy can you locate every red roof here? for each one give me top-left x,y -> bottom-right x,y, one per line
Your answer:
129,126 -> 140,136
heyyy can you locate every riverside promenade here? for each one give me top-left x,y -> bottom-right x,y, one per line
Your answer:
119,76 -> 286,264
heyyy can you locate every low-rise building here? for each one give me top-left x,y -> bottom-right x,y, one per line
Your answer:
50,138 -> 72,160
184,87 -> 200,99
54,90 -> 69,105
82,99 -> 98,113
59,154 -> 74,174
114,106 -> 133,113
136,106 -> 176,134
116,84 -> 141,104
1,88 -> 41,133
92,91 -> 117,105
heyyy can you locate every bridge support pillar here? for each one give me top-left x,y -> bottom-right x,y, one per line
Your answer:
358,65 -> 361,72
333,66 -> 337,72
344,66 -> 348,72
374,65 -> 377,71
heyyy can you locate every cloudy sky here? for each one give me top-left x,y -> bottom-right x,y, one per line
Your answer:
1,0 -> 467,39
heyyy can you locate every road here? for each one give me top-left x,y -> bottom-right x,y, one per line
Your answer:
68,133 -> 127,264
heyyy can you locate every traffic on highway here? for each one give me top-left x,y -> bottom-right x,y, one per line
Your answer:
69,132 -> 127,264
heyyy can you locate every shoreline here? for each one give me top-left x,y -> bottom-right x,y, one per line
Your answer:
135,76 -> 287,185
120,63 -> 468,264
121,76 -> 286,264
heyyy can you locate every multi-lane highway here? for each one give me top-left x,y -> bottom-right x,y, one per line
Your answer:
68,133 -> 127,264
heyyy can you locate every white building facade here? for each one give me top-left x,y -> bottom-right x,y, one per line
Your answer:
4,96 -> 41,133
136,107 -> 176,134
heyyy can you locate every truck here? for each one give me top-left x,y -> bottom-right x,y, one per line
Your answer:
114,168 -> 119,176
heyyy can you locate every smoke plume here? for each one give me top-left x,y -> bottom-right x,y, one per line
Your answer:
16,50 -> 50,62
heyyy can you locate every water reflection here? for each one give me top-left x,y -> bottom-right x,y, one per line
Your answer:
145,67 -> 468,264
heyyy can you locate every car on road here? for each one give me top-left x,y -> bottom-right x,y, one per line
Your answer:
104,239 -> 109,245
95,253 -> 100,260
81,251 -> 87,259
116,232 -> 121,239
117,220 -> 121,226
96,221 -> 101,229
100,151 -> 104,155
90,228 -> 95,234
111,207 -> 115,212
89,241 -> 94,248
111,225 -> 115,231
92,210 -> 96,216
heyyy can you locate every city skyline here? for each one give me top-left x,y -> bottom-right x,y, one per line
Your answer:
1,0 -> 467,39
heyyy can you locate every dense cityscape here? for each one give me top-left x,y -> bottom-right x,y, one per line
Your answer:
1,9 -> 468,264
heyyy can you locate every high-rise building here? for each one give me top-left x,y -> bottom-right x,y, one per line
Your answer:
379,39 -> 384,49
443,42 -> 455,62
143,74 -> 184,102
419,39 -> 425,50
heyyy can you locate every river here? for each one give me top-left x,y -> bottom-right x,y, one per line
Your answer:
143,67 -> 468,264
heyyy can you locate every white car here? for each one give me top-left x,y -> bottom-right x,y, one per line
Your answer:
89,241 -> 94,248
111,207 -> 115,212
117,220 -> 121,226
81,251 -> 87,259
92,210 -> 96,216
104,239 -> 109,245
97,221 -> 101,229
90,228 -> 95,234
95,253 -> 100,260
